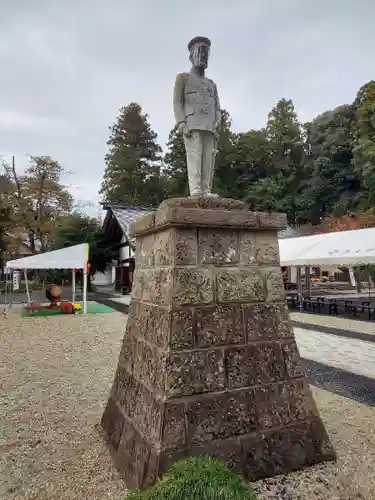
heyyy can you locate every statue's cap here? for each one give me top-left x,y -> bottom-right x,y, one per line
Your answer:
188,36 -> 211,51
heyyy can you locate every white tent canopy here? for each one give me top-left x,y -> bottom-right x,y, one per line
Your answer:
5,243 -> 89,314
6,243 -> 88,270
279,227 -> 375,267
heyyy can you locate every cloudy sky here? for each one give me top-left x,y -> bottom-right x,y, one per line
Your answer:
1,0 -> 374,214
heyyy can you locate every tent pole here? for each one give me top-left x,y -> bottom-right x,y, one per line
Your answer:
368,265 -> 371,301
72,269 -> 76,303
24,269 -> 31,306
83,265 -> 88,315
305,265 -> 311,296
297,266 -> 303,312
3,269 -> 9,318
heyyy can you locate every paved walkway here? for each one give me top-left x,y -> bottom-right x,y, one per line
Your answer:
295,327 -> 375,379
291,313 -> 375,405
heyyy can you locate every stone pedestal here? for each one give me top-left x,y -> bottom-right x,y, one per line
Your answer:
101,197 -> 335,490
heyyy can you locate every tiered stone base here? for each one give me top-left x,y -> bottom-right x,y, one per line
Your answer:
101,197 -> 335,490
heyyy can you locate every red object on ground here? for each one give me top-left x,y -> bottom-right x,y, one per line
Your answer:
26,302 -> 41,312
60,302 -> 74,314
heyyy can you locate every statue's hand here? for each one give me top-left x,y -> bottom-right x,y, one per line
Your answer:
177,121 -> 191,137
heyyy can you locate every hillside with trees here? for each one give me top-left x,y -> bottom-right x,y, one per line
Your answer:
99,80 -> 375,232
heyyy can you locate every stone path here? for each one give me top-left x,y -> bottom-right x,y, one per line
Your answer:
295,327 -> 375,379
291,314 -> 375,406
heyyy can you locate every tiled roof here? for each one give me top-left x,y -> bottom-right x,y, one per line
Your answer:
112,208 -> 154,236
107,206 -> 154,244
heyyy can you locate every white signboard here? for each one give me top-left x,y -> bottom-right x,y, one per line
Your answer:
12,270 -> 20,291
349,268 -> 357,287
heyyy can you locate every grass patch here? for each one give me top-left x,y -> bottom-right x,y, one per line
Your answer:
127,456 -> 257,500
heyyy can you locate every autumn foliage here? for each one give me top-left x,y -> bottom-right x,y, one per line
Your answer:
316,211 -> 375,233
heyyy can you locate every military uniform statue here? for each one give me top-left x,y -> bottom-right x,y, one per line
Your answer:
173,36 -> 221,196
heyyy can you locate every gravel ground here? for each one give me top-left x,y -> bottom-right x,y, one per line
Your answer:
254,387 -> 375,499
0,307 -> 127,500
1,307 -> 375,499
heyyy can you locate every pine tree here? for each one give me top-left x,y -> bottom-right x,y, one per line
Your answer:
266,98 -> 303,165
100,103 -> 163,205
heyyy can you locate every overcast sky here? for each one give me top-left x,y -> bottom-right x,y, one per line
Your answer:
1,0 -> 374,214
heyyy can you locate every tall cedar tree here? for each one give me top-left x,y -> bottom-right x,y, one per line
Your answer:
164,126 -> 189,198
246,98 -> 304,224
101,103 -> 164,206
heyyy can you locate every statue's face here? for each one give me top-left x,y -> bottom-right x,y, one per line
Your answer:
189,43 -> 210,69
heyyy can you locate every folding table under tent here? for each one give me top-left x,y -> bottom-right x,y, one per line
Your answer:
5,243 -> 89,315
278,227 -> 375,311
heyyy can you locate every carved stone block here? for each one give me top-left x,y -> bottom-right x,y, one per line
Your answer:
264,267 -> 286,302
198,229 -> 239,265
195,305 -> 244,347
243,303 -> 293,341
171,308 -> 194,350
282,340 -> 305,378
186,390 -> 257,445
166,348 -> 225,397
239,232 -> 280,265
216,268 -> 264,303
174,228 -> 198,265
226,343 -> 286,389
172,268 -> 213,305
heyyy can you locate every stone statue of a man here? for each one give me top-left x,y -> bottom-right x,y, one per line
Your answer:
173,36 -> 221,197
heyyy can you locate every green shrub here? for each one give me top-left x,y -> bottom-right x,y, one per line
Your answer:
127,456 -> 257,500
